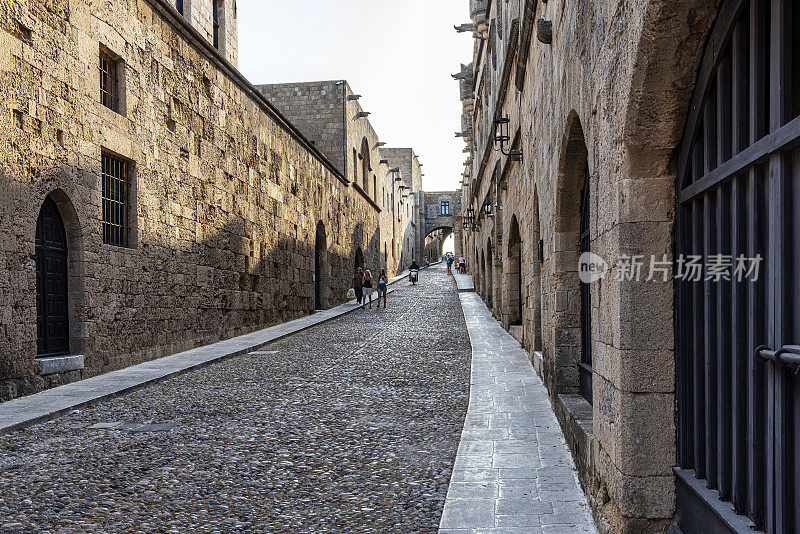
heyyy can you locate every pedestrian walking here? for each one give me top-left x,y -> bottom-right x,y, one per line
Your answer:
458,256 -> 466,273
446,254 -> 454,274
362,270 -> 374,309
353,267 -> 364,304
376,269 -> 388,308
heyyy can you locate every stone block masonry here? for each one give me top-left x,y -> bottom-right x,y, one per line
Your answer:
0,0 -> 382,401
456,0 -> 726,532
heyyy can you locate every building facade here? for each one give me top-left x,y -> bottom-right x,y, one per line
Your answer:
255,82 -> 427,276
0,1 -> 392,401
457,0 -> 800,533
381,147 -> 425,270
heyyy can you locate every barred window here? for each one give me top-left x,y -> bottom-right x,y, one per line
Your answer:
441,201 -> 450,216
100,52 -> 119,112
102,153 -> 131,247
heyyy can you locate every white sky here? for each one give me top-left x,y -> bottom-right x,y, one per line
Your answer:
237,0 -> 472,192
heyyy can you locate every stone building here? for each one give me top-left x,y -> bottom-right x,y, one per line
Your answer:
255,82 -> 426,276
422,190 -> 462,259
381,147 -> 425,270
0,0 -> 388,401
456,0 -> 800,533
172,0 -> 239,67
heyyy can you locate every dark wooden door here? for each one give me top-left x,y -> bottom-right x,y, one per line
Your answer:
675,1 -> 800,531
35,197 -> 69,356
315,224 -> 326,310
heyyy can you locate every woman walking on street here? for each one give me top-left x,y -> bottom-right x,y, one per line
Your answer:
376,269 -> 388,308
353,267 -> 364,304
362,270 -> 374,309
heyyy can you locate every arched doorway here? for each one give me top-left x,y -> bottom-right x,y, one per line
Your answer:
507,216 -> 522,326
578,167 -> 592,405
485,238 -> 493,308
35,196 -> 69,356
314,222 -> 328,310
354,247 -> 364,274
554,112 -> 591,403
480,249 -> 486,298
674,1 -> 800,530
532,191 -> 543,351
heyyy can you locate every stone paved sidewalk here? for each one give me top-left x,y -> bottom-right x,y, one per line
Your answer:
453,272 -> 475,292
0,272 -> 408,436
439,290 -> 597,534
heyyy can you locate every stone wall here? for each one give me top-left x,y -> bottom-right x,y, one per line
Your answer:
381,148 -> 424,269
458,0 -> 720,532
423,191 -> 461,238
424,231 -> 446,262
256,82 -> 346,177
0,0 -> 380,401
255,80 -> 416,278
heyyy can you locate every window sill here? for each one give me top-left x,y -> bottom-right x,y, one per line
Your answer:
555,393 -> 594,481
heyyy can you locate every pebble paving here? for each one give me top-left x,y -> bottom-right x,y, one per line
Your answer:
0,265 -> 471,533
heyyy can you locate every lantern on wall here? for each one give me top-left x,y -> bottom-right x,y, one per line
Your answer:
492,115 -> 523,161
482,197 -> 493,217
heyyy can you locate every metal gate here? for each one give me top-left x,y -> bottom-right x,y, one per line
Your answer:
35,197 -> 69,356
675,0 -> 800,532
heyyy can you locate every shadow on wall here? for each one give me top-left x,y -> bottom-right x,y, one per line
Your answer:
350,221 -> 383,275
0,166 -> 379,400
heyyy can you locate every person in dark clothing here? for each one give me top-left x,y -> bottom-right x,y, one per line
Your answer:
353,267 -> 364,304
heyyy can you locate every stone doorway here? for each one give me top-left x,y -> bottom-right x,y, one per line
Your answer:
35,196 -> 70,356
314,222 -> 328,310
507,216 -> 522,326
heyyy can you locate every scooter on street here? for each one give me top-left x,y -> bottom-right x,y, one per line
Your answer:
409,269 -> 419,285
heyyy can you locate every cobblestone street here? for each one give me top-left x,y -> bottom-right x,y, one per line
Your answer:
0,265 -> 471,533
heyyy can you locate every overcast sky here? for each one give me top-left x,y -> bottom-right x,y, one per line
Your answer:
237,0 -> 472,192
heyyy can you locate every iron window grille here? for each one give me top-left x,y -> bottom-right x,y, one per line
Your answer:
99,52 -> 119,112
101,153 -> 131,248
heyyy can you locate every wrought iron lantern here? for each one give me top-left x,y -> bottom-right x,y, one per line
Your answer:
493,116 -> 523,160
483,197 -> 493,217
